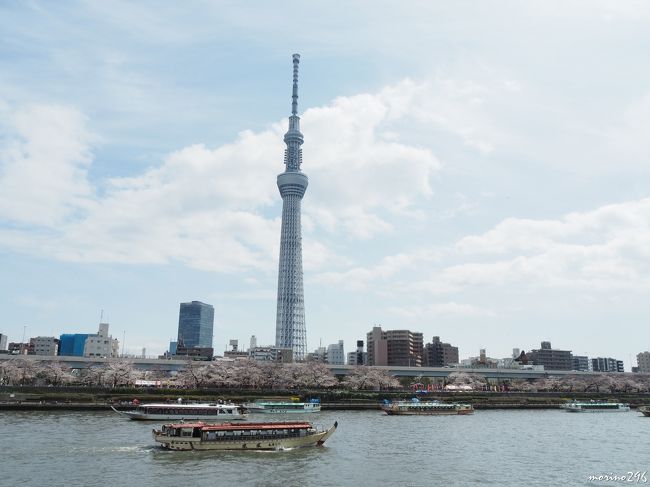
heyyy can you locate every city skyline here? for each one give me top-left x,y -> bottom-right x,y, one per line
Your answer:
1,2 -> 650,361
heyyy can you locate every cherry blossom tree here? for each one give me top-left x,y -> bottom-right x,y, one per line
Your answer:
230,360 -> 266,389
298,361 -> 339,388
81,365 -> 107,386
2,358 -> 39,385
37,361 -> 74,386
103,360 -> 140,388
342,367 -> 400,390
173,361 -> 214,389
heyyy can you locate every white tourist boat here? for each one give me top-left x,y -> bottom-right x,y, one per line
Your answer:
112,401 -> 248,421
243,398 -> 321,414
381,398 -> 474,415
637,406 -> 650,417
152,420 -> 337,451
561,401 -> 630,413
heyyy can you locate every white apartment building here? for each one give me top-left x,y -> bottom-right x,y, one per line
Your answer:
30,336 -> 59,355
637,351 -> 650,373
84,323 -> 120,358
326,340 -> 345,365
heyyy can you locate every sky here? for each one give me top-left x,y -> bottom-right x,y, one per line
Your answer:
1,1 -> 649,366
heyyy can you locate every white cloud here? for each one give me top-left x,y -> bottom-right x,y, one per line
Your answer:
320,198 -> 650,295
389,302 -> 496,319
0,79 -> 444,270
0,104 -> 96,226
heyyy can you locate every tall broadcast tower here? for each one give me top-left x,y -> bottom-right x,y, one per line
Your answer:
275,53 -> 308,360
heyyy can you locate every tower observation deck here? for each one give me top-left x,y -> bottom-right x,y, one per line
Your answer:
275,54 -> 308,360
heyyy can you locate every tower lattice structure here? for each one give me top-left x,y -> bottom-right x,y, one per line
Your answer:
275,53 -> 308,360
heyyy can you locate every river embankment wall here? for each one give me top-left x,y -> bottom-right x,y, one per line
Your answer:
1,387 -> 650,411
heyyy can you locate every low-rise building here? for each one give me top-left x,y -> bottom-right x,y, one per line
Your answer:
572,355 -> 590,372
326,341 -> 345,365
347,340 -> 367,365
423,336 -> 459,367
83,323 -> 120,358
174,346 -> 214,361
8,342 -> 28,355
591,357 -> 624,373
637,351 -> 650,373
249,346 -> 293,363
29,336 -> 60,356
307,346 -> 327,362
59,334 -> 91,356
527,341 -> 573,371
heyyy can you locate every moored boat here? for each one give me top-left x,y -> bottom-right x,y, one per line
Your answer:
561,401 -> 630,413
243,398 -> 321,414
112,402 -> 248,421
152,421 -> 337,451
381,398 -> 474,415
638,406 -> 650,417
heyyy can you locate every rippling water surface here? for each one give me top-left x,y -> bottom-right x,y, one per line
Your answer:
1,409 -> 648,486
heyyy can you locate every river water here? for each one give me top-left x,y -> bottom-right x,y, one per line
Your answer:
1,409 -> 648,486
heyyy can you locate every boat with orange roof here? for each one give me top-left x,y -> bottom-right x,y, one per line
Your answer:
152,420 -> 337,451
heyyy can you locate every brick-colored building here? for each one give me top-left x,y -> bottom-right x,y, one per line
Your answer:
366,326 -> 423,366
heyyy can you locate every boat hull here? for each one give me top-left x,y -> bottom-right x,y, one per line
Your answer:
121,411 -> 248,421
247,407 -> 321,414
381,401 -> 474,416
637,407 -> 650,417
383,409 -> 473,416
111,406 -> 247,421
563,407 -> 630,413
244,403 -> 321,414
153,425 -> 336,451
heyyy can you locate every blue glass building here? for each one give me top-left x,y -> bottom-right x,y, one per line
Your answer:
58,334 -> 90,356
177,301 -> 214,348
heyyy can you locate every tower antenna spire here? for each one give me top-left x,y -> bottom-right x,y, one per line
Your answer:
291,53 -> 300,115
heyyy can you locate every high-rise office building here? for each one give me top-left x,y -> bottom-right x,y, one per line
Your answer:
0,333 -> 7,351
275,54 -> 308,361
177,301 -> 214,348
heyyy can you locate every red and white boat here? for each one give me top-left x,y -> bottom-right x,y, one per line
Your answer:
152,420 -> 338,451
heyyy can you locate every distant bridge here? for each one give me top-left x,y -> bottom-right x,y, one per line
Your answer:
0,354 -> 614,380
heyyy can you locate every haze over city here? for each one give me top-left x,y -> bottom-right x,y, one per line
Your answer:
1,1 -> 649,363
